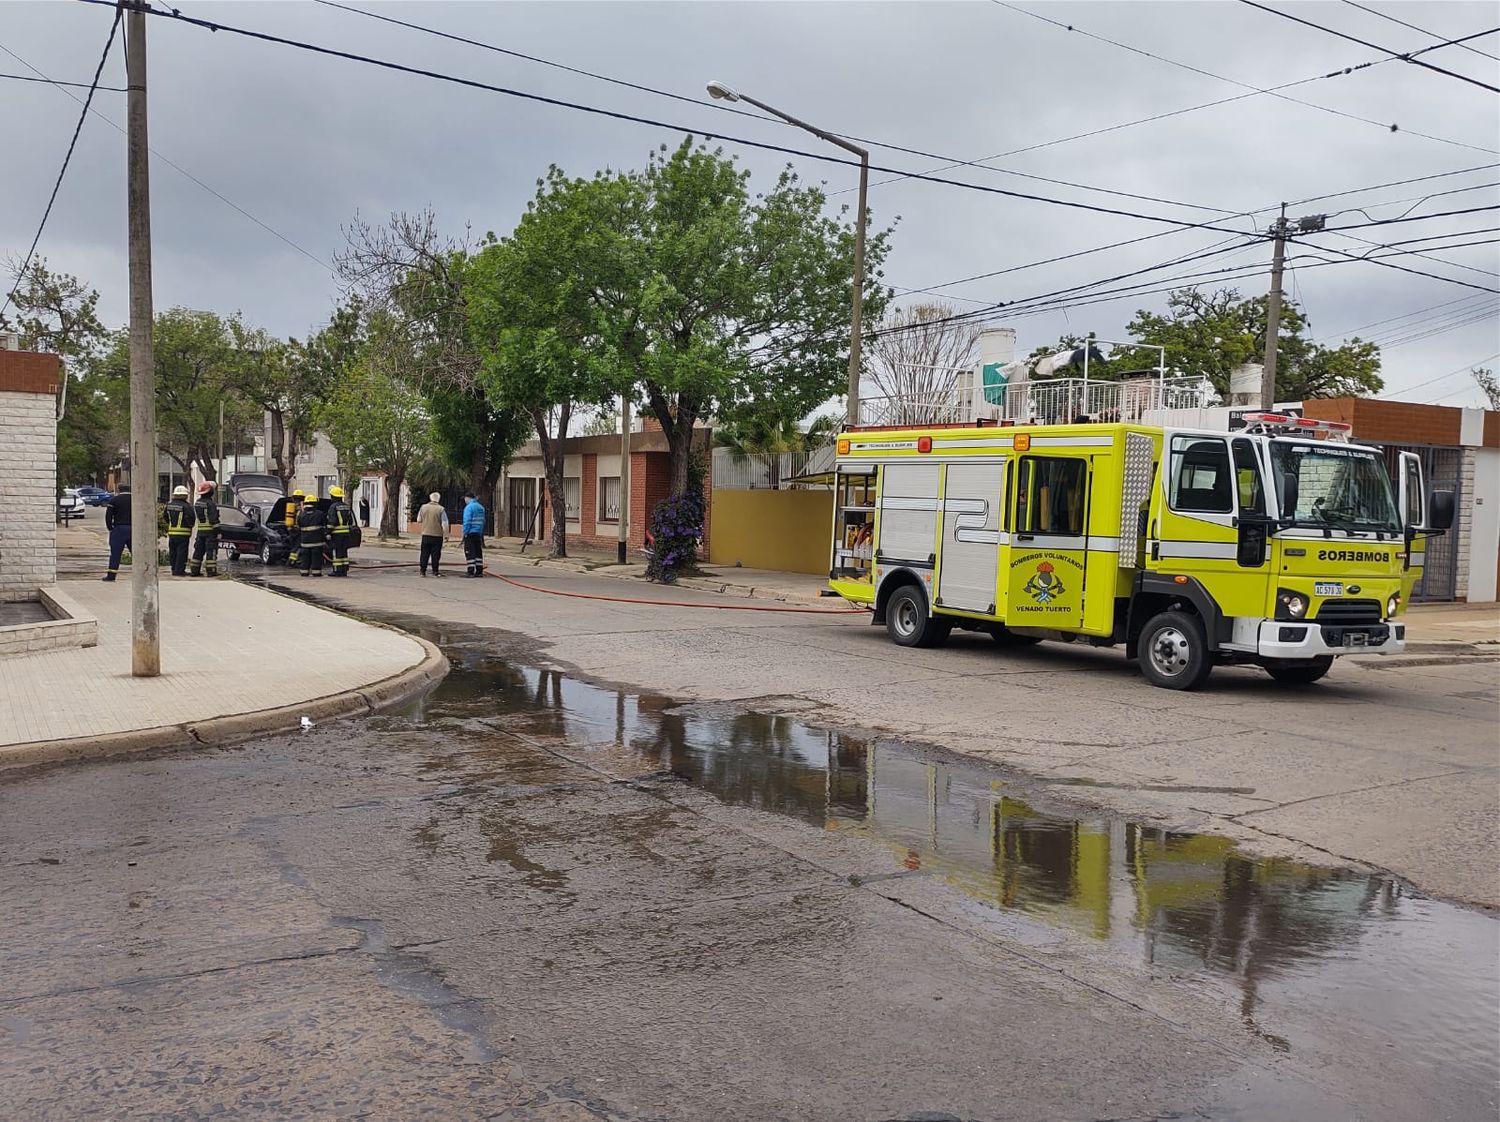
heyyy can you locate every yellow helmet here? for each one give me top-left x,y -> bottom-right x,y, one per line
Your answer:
291,489 -> 305,498
329,485 -> 344,499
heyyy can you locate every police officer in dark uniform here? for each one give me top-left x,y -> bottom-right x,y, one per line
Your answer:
164,485 -> 196,576
189,481 -> 221,577
102,484 -> 132,582
297,495 -> 328,577
326,485 -> 354,577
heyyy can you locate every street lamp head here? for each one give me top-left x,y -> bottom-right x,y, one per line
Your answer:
705,81 -> 740,102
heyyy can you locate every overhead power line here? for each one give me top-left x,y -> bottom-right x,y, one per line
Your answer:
1341,0 -> 1500,62
1376,352 -> 1500,399
989,0 -> 1496,152
1287,162 -> 1500,206
1,6 -> 123,319
0,42 -> 347,273
316,0 -> 1259,219
80,0 -> 1293,239
0,70 -> 127,91
1238,1 -> 1500,94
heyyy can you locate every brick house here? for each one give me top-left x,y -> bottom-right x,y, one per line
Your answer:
1307,397 -> 1499,603
498,426 -> 712,555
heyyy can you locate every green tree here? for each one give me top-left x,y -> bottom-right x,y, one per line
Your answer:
313,313 -> 433,539
1470,367 -> 1498,410
3,259 -> 118,488
604,140 -> 893,496
467,170 -> 627,557
1126,287 -> 1383,401
95,308 -> 257,482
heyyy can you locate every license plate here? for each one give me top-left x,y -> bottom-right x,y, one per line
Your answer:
1315,582 -> 1343,596
1343,632 -> 1368,648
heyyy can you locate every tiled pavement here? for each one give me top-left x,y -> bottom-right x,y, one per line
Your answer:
0,579 -> 425,749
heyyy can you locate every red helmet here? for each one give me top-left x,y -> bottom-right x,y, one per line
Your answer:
197,481 -> 215,496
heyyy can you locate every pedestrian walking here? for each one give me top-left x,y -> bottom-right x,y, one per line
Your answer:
189,481 -> 220,577
164,485 -> 196,576
102,484 -> 132,582
297,496 -> 327,577
416,492 -> 446,577
462,491 -> 486,578
358,495 -> 370,527
285,489 -> 305,566
327,485 -> 355,577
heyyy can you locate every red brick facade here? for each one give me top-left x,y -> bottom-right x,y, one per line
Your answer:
0,350 -> 61,395
1307,397 -> 1477,447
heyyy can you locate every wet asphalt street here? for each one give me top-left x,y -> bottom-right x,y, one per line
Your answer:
3,602 -> 1497,1121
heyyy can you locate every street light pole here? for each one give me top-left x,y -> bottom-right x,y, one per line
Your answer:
125,0 -> 160,677
706,82 -> 868,428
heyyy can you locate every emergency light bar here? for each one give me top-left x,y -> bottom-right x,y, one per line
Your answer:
1239,413 -> 1353,441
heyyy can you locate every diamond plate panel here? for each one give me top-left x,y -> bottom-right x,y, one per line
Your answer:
1120,432 -> 1155,568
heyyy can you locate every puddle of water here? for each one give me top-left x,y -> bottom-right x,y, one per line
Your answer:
400,655 -> 1500,1089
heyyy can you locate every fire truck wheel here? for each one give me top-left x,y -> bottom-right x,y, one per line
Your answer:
1265,657 -> 1333,685
1139,610 -> 1213,690
989,625 -> 1042,647
886,584 -> 949,649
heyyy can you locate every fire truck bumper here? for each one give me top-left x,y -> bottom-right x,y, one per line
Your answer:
1256,619 -> 1406,659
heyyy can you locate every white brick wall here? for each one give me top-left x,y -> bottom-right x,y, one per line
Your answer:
0,389 -> 58,601
1456,449 -> 1476,601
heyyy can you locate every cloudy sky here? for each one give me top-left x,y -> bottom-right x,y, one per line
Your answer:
4,1 -> 1497,406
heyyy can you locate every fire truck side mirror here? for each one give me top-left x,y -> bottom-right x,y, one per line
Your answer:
1279,471 -> 1298,518
1429,489 -> 1455,531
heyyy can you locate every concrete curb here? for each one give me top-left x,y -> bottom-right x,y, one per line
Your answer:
0,636 -> 448,770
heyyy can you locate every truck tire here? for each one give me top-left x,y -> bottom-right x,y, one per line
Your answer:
1139,610 -> 1214,691
886,584 -> 950,649
1265,657 -> 1333,685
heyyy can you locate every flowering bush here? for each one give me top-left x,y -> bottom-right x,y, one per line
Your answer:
645,491 -> 704,583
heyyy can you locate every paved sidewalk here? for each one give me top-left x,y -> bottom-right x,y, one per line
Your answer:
0,579 -> 442,762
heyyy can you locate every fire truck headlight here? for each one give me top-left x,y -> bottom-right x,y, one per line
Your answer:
1388,594 -> 1399,618
1278,590 -> 1308,619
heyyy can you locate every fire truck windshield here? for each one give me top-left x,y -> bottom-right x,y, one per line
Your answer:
1270,441 -> 1401,532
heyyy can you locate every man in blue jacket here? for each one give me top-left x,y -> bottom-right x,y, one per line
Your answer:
461,491 -> 486,578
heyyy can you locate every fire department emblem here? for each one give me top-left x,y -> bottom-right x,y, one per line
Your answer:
1022,560 -> 1064,604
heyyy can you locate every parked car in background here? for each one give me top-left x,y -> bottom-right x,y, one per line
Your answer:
75,485 -> 112,506
57,489 -> 86,523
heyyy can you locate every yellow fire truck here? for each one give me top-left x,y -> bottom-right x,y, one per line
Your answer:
827,413 -> 1454,690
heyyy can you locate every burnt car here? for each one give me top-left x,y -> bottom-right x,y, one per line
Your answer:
218,476 -> 361,564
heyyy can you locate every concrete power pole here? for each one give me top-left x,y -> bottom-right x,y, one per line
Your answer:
617,394 -> 631,565
1260,209 -> 1289,411
125,1 -> 160,677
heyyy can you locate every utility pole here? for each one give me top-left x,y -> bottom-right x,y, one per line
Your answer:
125,0 -> 160,677
617,394 -> 631,565
1261,207 -> 1289,411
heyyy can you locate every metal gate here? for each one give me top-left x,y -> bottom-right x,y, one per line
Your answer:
1375,443 -> 1462,601
507,477 -> 537,537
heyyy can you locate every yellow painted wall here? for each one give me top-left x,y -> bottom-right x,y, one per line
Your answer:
709,489 -> 834,575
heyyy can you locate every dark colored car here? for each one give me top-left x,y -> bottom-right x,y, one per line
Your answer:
76,485 -> 112,506
218,485 -> 361,565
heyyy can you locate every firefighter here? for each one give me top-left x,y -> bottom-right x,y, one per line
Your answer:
102,484 -> 131,582
326,485 -> 355,577
189,481 -> 220,577
285,488 -> 304,566
297,494 -> 328,577
164,485 -> 196,576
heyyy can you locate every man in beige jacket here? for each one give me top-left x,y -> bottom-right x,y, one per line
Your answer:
416,492 -> 449,577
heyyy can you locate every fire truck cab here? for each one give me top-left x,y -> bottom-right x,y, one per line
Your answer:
828,415 -> 1455,690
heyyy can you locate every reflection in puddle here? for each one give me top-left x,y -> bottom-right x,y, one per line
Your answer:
399,650 -> 1499,1083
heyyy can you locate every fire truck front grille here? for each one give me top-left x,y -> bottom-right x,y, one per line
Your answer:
1315,598 -> 1382,624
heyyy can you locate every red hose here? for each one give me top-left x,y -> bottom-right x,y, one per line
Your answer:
353,559 -> 866,615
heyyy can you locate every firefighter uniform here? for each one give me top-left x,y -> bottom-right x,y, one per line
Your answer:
285,489 -> 304,565
164,486 -> 196,576
326,487 -> 354,577
297,500 -> 328,576
189,483 -> 221,577
103,488 -> 132,581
